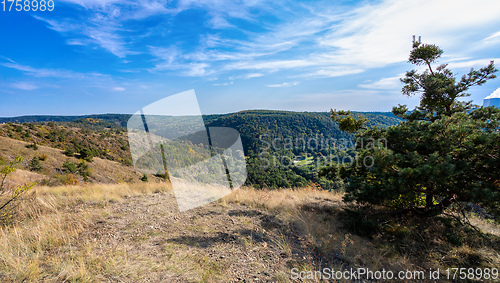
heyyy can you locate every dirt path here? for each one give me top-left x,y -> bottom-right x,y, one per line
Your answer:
79,191 -> 327,282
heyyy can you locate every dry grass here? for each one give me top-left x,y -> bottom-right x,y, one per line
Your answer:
226,187 -> 500,282
0,182 -> 171,282
1,184 -> 499,282
226,186 -> 343,214
226,187 -> 401,272
34,182 -> 171,205
0,136 -> 144,185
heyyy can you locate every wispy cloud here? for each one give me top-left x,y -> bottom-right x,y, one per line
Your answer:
1,60 -> 104,79
112,86 -> 126,91
227,60 -> 314,71
33,0 -> 174,58
176,0 -> 263,29
245,73 -> 264,79
446,58 -> 500,69
483,31 -> 500,43
10,82 -> 39,91
213,81 -> 234,86
266,81 -> 299,88
359,76 -> 402,90
316,0 -> 500,68
146,0 -> 500,80
300,67 -> 365,78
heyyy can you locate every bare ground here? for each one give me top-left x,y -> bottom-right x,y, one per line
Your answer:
77,190 -> 339,282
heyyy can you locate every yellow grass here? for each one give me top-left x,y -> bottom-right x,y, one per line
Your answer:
34,182 -> 172,205
1,184 -> 499,282
225,187 -> 500,281
226,187 -> 398,271
226,186 -> 343,213
0,182 -> 172,282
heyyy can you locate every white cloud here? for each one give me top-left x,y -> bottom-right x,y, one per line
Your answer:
359,75 -> 402,90
245,73 -> 264,79
213,81 -> 234,86
34,15 -> 133,58
28,0 -> 500,85
150,0 -> 500,79
266,81 -> 299,88
316,0 -> 500,68
445,58 -> 500,69
112,86 -> 126,91
34,0 -> 173,58
483,31 -> 500,43
67,39 -> 86,46
227,60 -> 314,71
184,63 -> 211,76
300,67 -> 365,78
0,61 -> 97,79
59,0 -> 119,8
148,46 -> 213,76
177,0 -> 263,29
485,88 -> 500,99
10,82 -> 39,91
32,16 -> 81,33
149,46 -> 180,65
85,25 -> 133,58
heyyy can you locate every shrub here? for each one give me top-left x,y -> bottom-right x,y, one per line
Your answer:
29,157 -> 43,172
55,174 -> 79,185
63,148 -> 75,157
77,160 -> 90,182
140,174 -> 148,182
25,142 -> 38,150
1,156 -> 34,224
79,147 -> 93,162
62,160 -> 77,174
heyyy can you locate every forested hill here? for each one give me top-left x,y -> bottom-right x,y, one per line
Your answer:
0,110 -> 401,159
204,110 -> 400,153
0,110 -> 401,188
0,114 -> 132,127
0,110 -> 400,132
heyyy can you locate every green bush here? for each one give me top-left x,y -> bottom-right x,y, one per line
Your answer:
29,157 -> 43,172
62,160 -> 77,174
1,156 -> 34,224
77,161 -> 90,181
25,142 -> 38,150
79,147 -> 93,162
63,148 -> 75,157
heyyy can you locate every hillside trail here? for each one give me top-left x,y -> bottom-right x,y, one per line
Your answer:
79,190 -> 335,282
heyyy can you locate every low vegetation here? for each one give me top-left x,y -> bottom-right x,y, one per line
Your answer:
0,183 -> 498,282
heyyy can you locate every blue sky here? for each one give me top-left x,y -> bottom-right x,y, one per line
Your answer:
1,0 -> 500,116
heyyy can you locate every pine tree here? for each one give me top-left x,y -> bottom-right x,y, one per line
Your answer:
322,39 -> 500,220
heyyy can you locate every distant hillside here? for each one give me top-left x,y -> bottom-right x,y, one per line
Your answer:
0,114 -> 132,127
0,120 -> 132,165
0,110 -> 400,130
0,110 -> 401,189
0,136 -> 144,186
204,110 -> 400,155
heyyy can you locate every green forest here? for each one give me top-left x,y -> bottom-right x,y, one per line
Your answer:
0,110 -> 400,189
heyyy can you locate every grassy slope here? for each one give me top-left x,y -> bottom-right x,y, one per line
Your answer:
0,136 -> 143,185
0,183 -> 498,282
